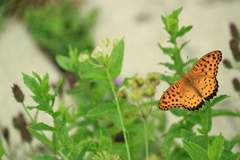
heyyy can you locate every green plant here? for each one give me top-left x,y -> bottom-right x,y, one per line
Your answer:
1,7 -> 240,160
23,0 -> 98,59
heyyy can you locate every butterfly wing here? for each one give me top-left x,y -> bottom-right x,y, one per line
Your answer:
159,80 -> 185,110
159,80 -> 204,111
192,77 -> 219,101
188,51 -> 222,78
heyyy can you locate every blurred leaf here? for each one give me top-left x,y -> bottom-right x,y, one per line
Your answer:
212,109 -> 240,117
0,138 -> 4,158
108,39 -> 124,78
86,103 -> 115,117
56,55 -> 72,72
227,153 -> 240,160
61,148 -> 73,158
225,135 -> 240,151
28,122 -> 56,131
33,155 -> 61,160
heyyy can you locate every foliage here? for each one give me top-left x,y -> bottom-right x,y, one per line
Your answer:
0,7 -> 240,160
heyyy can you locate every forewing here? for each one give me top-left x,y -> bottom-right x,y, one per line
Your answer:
189,51 -> 222,78
159,80 -> 185,110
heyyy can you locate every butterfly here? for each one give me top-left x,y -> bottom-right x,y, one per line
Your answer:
159,50 -> 222,111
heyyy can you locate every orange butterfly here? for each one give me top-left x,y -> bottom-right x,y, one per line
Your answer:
159,51 -> 222,111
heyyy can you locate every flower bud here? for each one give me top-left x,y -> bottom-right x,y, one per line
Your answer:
2,127 -> 9,143
117,88 -> 127,98
134,77 -> 144,87
12,84 -> 24,103
233,50 -> 240,62
232,78 -> 240,92
128,88 -> 143,102
230,23 -> 240,41
91,46 -> 103,59
223,59 -> 232,69
229,39 -> 239,54
78,53 -> 89,62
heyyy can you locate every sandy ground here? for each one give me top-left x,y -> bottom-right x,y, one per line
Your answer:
0,0 -> 240,159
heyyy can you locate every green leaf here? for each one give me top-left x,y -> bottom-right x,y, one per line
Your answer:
183,140 -> 208,160
212,109 -> 240,117
0,138 -> 4,158
61,148 -> 73,158
225,135 -> 240,151
55,55 -> 72,72
86,103 -> 115,117
208,133 -> 224,160
205,95 -> 229,108
227,153 -> 240,160
158,62 -> 175,70
54,77 -> 64,96
28,122 -> 56,131
23,73 -> 41,96
83,67 -> 107,79
181,129 -> 196,141
52,132 -> 58,154
179,40 -> 191,51
28,129 -> 53,151
108,39 -> 124,78
33,155 -> 61,160
178,26 -> 193,37
158,44 -> 173,56
127,123 -> 155,141
198,107 -> 212,134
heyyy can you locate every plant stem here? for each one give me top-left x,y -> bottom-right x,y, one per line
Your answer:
105,68 -> 131,160
143,118 -> 149,160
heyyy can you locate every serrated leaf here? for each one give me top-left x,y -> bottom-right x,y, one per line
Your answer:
181,129 -> 196,141
0,138 -> 4,158
55,55 -> 72,72
108,39 -> 124,78
208,133 -> 224,160
54,78 -> 64,96
28,122 -> 56,131
158,62 -> 175,70
178,26 -> 193,37
32,155 -> 61,160
23,73 -> 41,96
158,44 -> 173,56
183,140 -> 208,160
86,103 -> 115,117
61,148 -> 73,158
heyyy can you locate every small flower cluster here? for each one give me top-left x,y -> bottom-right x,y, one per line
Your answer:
12,112 -> 32,143
12,84 -> 24,103
223,23 -> 240,92
78,38 -> 119,67
117,73 -> 160,102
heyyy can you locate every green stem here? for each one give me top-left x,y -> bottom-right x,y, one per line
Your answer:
143,119 -> 149,160
105,68 -> 131,160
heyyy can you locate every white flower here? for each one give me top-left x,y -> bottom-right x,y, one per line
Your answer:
91,46 -> 103,59
78,53 -> 89,62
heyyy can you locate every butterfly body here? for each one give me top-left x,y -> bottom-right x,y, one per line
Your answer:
159,51 -> 222,111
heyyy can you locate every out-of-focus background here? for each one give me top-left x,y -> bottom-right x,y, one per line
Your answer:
0,0 -> 240,159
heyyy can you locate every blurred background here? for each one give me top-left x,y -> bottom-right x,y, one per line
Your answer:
0,0 -> 240,159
